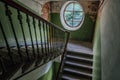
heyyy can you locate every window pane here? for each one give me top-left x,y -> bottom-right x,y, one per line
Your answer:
66,21 -> 73,27
64,11 -> 73,21
74,3 -> 83,11
72,21 -> 80,27
66,3 -> 74,11
73,11 -> 83,21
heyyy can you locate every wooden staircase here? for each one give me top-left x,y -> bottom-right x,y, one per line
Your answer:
61,44 -> 93,80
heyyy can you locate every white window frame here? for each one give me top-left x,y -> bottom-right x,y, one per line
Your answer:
60,1 -> 85,31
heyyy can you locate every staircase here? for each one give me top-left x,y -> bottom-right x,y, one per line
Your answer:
61,43 -> 93,80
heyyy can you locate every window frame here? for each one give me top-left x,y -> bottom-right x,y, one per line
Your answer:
60,1 -> 85,31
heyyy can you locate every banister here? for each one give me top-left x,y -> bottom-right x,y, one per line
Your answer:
0,0 -> 70,79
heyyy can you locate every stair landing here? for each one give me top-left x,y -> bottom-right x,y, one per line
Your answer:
67,41 -> 93,54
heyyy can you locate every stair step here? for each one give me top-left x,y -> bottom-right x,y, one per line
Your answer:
66,55 -> 93,66
63,68 -> 92,77
67,54 -> 93,62
66,57 -> 93,67
62,75 -> 79,80
65,61 -> 92,70
67,51 -> 93,59
64,63 -> 92,74
62,71 -> 92,80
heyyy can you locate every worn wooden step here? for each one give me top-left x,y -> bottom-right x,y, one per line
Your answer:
62,71 -> 92,80
66,55 -> 93,66
65,61 -> 92,71
63,68 -> 92,78
62,74 -> 79,80
67,51 -> 93,60
64,63 -> 92,74
65,57 -> 93,67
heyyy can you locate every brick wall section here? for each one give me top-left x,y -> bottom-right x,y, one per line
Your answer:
41,2 -> 50,21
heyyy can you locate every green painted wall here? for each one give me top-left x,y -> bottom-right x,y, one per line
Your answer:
92,17 -> 101,80
93,0 -> 120,80
38,64 -> 53,80
37,62 -> 60,80
100,0 -> 120,80
50,13 -> 95,42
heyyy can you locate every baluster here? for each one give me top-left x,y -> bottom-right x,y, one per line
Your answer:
5,4 -> 23,62
51,25 -> 54,56
62,32 -> 66,50
33,17 -> 39,57
26,14 -> 35,58
55,28 -> 59,56
38,20 -> 44,56
48,24 -> 53,59
48,24 -> 52,54
17,10 -> 30,61
54,28 -> 58,56
47,24 -> 51,56
47,23 -> 51,59
0,21 -> 14,64
52,27 -> 55,58
43,22 -> 47,56
45,23 -> 49,55
60,30 -> 64,52
60,31 -> 64,51
55,28 -> 59,51
52,27 -> 55,56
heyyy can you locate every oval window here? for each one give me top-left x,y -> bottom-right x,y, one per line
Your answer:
60,1 -> 85,31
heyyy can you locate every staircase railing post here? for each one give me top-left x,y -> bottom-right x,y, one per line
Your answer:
56,31 -> 70,80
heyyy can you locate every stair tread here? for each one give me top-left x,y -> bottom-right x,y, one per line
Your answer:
63,68 -> 92,77
67,50 -> 93,55
66,54 -> 93,62
66,55 -> 93,66
65,61 -> 93,69
67,42 -> 93,53
67,51 -> 93,59
62,72 -> 90,80
62,75 -> 79,80
64,64 -> 92,74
